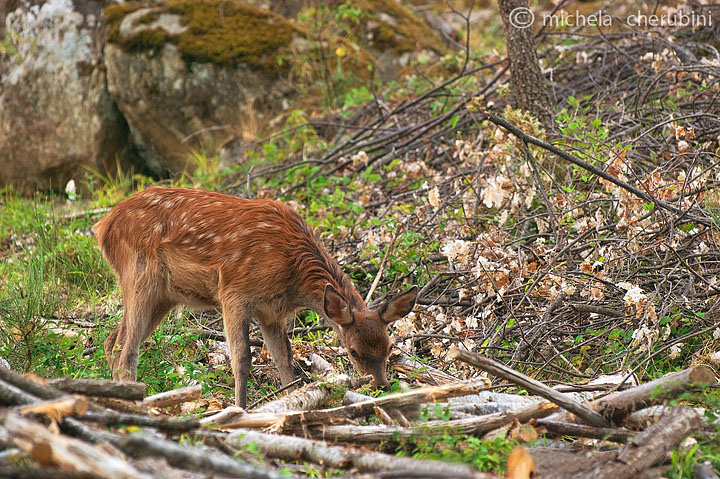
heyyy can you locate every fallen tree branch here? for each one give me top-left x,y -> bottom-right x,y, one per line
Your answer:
117,433 -> 289,479
0,369 -> 64,402
82,410 -> 199,432
210,378 -> 491,431
554,365 -> 716,424
47,379 -> 145,401
534,418 -> 634,443
224,429 -> 494,477
306,401 -> 557,442
448,347 -> 610,428
482,112 -> 712,226
3,413 -> 147,479
143,385 -> 202,409
577,406 -> 703,478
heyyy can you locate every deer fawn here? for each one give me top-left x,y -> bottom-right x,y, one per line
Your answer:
94,186 -> 417,407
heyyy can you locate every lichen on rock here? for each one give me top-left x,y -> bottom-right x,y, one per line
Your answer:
0,0 -> 134,192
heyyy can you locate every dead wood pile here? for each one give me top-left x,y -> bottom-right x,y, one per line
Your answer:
0,348 -> 715,478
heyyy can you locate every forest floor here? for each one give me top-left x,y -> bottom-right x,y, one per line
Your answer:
1,1 -> 720,477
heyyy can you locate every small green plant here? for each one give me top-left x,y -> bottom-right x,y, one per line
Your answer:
83,160 -> 152,207
0,245 -> 59,372
555,96 -> 631,188
397,431 -> 517,474
280,1 -> 370,108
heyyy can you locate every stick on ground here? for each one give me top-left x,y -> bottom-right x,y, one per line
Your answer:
448,347 -> 611,428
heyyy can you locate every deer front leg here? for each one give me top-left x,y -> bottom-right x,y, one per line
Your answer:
223,302 -> 252,408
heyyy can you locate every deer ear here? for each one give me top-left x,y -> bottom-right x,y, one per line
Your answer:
380,286 -> 418,325
323,284 -> 352,327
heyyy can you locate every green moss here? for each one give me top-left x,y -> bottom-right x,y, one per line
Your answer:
135,11 -> 161,25
104,0 -> 300,72
168,0 -> 296,69
123,28 -> 169,52
105,3 -> 146,44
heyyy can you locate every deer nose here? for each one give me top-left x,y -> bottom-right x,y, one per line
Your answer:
372,371 -> 390,390
375,381 -> 390,391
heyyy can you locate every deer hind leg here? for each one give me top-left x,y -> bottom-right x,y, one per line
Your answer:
106,297 -> 175,381
106,258 -> 174,381
258,316 -> 295,387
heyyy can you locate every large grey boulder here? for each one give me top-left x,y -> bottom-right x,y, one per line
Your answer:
0,0 -> 134,192
101,1 -> 343,175
103,4 -> 299,175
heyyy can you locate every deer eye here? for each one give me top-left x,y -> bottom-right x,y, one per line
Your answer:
349,348 -> 358,358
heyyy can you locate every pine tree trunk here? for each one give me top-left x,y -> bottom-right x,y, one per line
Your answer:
497,0 -> 554,129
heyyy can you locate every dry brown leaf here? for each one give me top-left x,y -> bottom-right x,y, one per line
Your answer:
507,446 -> 537,479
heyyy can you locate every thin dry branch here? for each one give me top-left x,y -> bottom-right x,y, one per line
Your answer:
448,347 -> 610,428
553,366 -> 716,424
481,112 -> 712,226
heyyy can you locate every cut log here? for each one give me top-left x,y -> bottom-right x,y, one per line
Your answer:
0,368 -> 64,400
287,378 -> 491,425
210,378 -> 491,431
342,390 -> 373,405
200,406 -> 245,427
48,378 -> 146,401
306,401 -> 557,442
0,466 -> 103,479
253,373 -> 352,414
0,378 -> 119,451
586,366 -> 715,423
3,413 -> 147,479
143,385 -> 202,409
529,448 -> 619,479
310,353 -> 336,375
448,391 -> 541,407
448,347 -> 610,428
694,463 -> 720,479
0,377 -> 43,406
89,397 -> 149,415
82,410 -> 199,432
118,433 -> 291,479
225,429 -> 494,477
534,418 -> 634,442
576,406 -> 704,478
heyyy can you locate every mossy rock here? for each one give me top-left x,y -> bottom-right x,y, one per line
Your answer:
106,0 -> 299,72
353,0 -> 446,56
105,0 -> 376,75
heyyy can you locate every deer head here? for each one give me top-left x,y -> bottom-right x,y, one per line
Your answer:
323,284 -> 418,388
